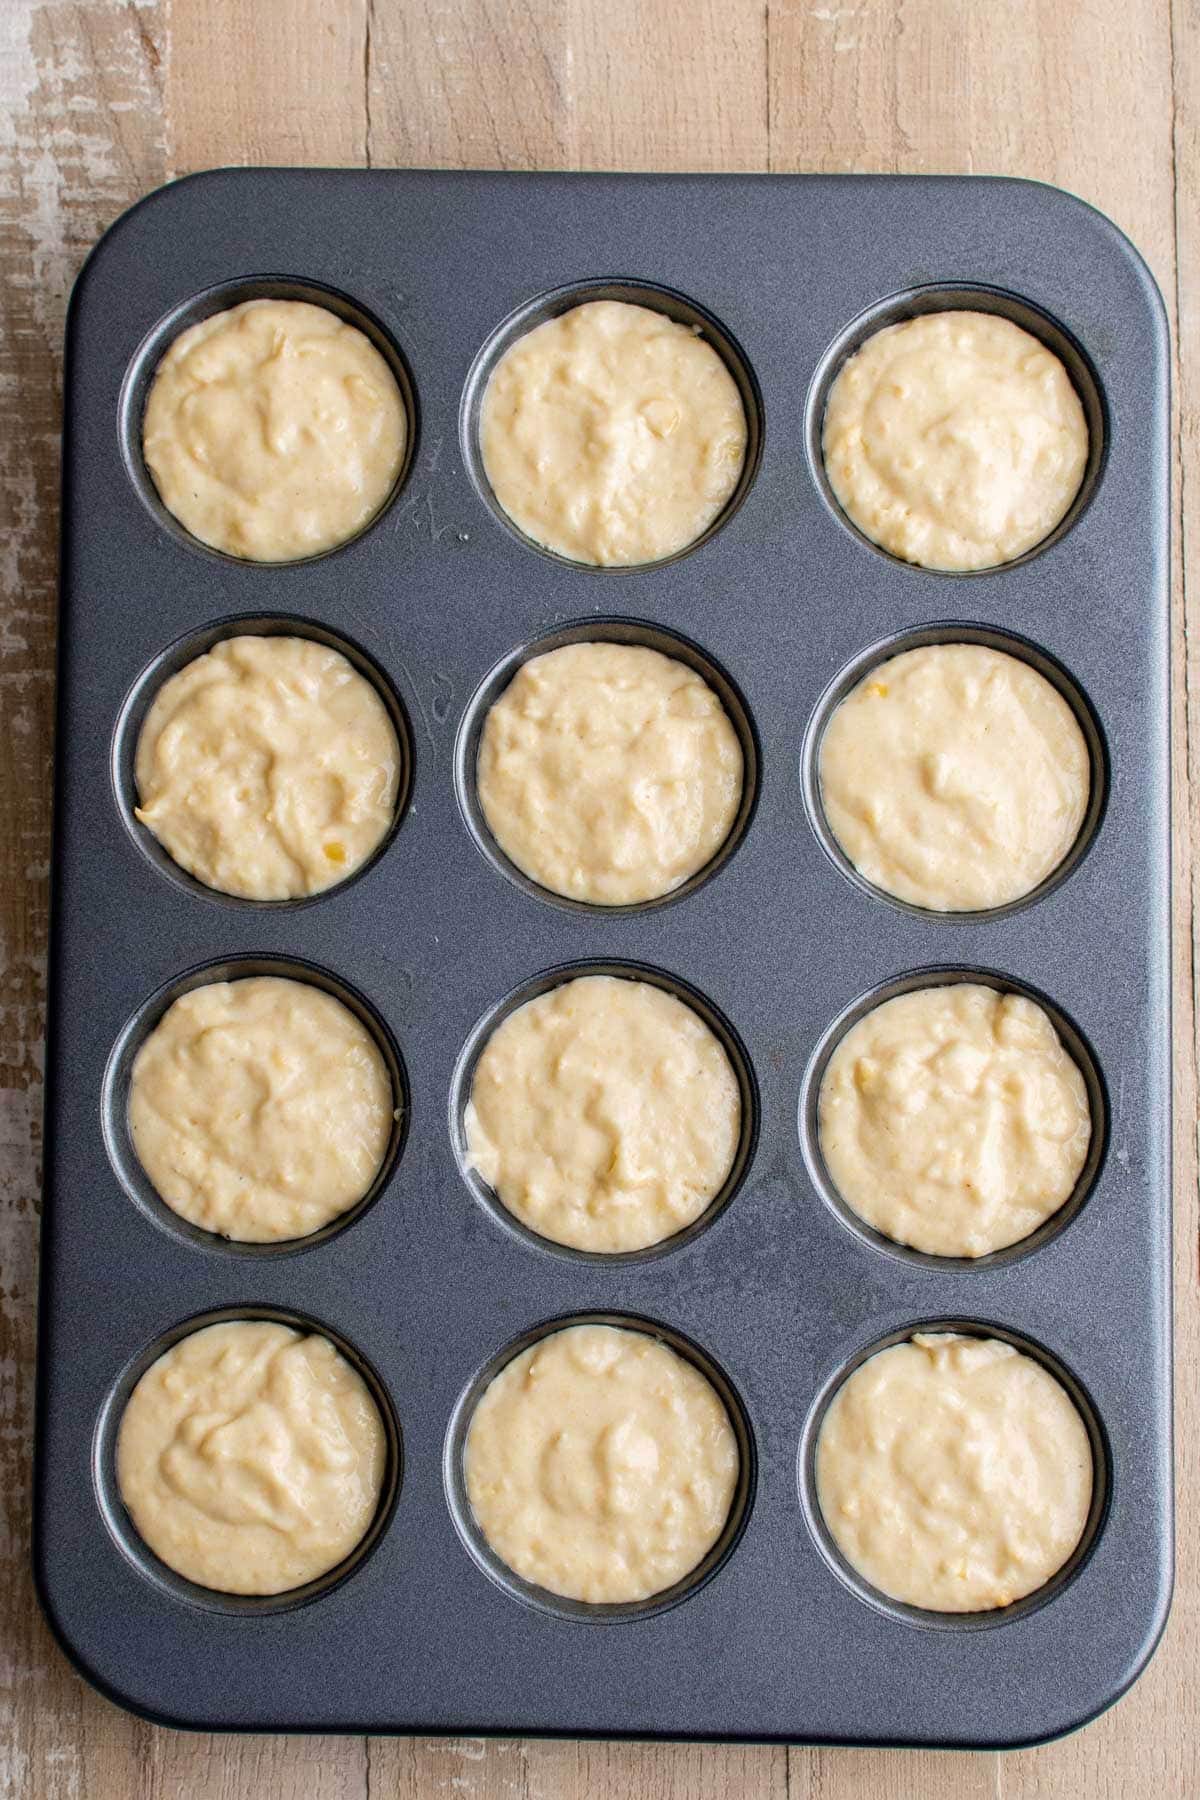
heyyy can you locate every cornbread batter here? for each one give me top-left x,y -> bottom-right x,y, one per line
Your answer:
480,299 -> 747,565
816,1333 -> 1093,1612
477,642 -> 744,904
117,1320 -> 387,1595
464,974 -> 740,1253
134,634 -> 401,901
143,298 -> 407,561
822,310 -> 1088,570
464,1323 -> 739,1603
129,976 -> 394,1243
818,642 -> 1090,911
818,984 -> 1092,1258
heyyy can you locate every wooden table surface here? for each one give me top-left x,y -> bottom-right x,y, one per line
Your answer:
2,2 -> 1196,1794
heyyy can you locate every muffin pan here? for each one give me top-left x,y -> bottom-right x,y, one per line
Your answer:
36,170 -> 1170,1745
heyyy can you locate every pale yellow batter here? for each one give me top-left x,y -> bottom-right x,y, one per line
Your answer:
477,642 -> 744,905
818,984 -> 1092,1258
143,298 -> 407,561
816,1333 -> 1093,1612
464,974 -> 740,1253
464,1323 -> 739,1603
134,634 -> 401,901
822,309 -> 1088,570
129,976 -> 394,1243
117,1320 -> 387,1595
480,299 -> 747,566
818,642 -> 1090,911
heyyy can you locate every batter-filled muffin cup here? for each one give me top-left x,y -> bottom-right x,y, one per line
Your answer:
142,298 -> 408,562
128,975 -> 396,1243
821,308 -> 1088,571
817,641 -> 1091,912
464,1323 -> 739,1604
133,634 -> 402,901
479,298 -> 747,566
463,973 -> 741,1253
815,1333 -> 1094,1613
476,641 -> 744,905
817,983 -> 1093,1258
117,1320 -> 388,1595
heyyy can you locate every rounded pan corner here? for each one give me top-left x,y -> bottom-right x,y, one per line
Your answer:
982,1560 -> 1175,1754
30,1536 -> 216,1734
830,1572 -> 1175,1751
982,174 -> 1170,345
1092,1558 -> 1177,1722
66,168 -> 265,329
31,1556 -> 375,1737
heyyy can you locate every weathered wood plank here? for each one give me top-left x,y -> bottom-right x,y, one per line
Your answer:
364,0 -> 567,169
167,0 -> 368,174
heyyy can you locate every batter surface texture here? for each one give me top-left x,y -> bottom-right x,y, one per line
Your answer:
818,983 -> 1092,1258
117,1320 -> 387,1595
464,974 -> 740,1253
818,642 -> 1090,911
822,309 -> 1088,570
480,298 -> 747,566
816,1333 -> 1093,1612
129,976 -> 394,1243
477,641 -> 743,904
143,298 -> 407,561
464,1323 -> 739,1603
134,634 -> 401,901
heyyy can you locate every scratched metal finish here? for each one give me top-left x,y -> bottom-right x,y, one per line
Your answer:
35,171 -> 1171,1746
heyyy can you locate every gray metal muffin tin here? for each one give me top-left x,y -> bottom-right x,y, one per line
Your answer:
35,170 -> 1172,1747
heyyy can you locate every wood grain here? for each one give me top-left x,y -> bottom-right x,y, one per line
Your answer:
1,2 -> 1195,1795
167,0 -> 367,173
363,0 -> 567,171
